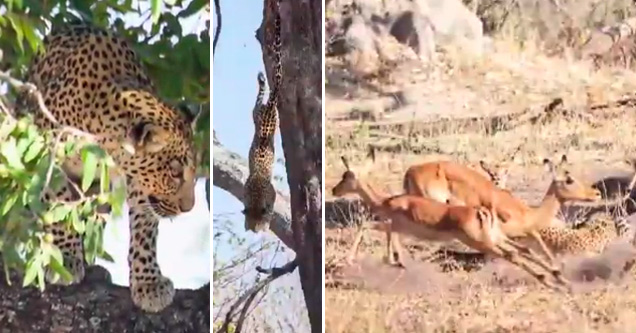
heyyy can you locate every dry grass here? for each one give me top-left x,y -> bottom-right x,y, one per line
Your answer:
325,2 -> 636,331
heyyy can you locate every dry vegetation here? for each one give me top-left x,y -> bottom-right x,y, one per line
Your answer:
325,0 -> 636,332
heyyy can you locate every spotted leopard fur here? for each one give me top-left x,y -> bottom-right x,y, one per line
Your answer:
243,0 -> 283,232
536,213 -> 633,256
16,22 -> 197,313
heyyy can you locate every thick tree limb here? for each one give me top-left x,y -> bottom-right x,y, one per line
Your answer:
212,131 -> 295,250
0,266 -> 209,333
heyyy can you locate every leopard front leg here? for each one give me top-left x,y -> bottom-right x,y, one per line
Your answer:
42,184 -> 86,285
127,198 -> 174,312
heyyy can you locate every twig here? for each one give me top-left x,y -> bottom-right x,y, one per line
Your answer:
42,131 -> 65,193
0,71 -> 96,140
218,258 -> 298,333
0,71 -> 101,200
213,0 -> 222,57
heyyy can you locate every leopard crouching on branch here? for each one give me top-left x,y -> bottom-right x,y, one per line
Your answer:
243,0 -> 283,233
16,22 -> 197,313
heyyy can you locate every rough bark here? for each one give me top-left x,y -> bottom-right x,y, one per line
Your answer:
257,0 -> 323,331
0,266 -> 209,333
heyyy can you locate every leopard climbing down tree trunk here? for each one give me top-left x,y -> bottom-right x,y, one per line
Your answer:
256,0 -> 323,331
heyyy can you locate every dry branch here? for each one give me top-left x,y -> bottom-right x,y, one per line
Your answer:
217,258 -> 298,333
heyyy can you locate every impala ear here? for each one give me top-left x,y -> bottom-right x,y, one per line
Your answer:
543,158 -> 555,176
125,122 -> 169,154
340,156 -> 350,170
366,145 -> 376,162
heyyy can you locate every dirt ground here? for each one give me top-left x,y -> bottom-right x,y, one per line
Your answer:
324,6 -> 636,331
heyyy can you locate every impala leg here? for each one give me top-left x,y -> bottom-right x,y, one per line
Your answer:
385,221 -> 395,265
382,221 -> 406,268
346,225 -> 367,265
392,232 -> 406,268
530,231 -> 558,265
490,245 -> 567,292
504,236 -> 569,286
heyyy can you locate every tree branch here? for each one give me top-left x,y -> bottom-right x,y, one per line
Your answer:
0,266 -> 210,332
212,131 -> 295,250
213,0 -> 222,57
217,258 -> 298,333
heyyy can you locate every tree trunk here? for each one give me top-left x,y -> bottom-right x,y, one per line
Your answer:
0,266 -> 209,333
257,0 -> 323,331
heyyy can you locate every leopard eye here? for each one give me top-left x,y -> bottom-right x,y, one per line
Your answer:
169,160 -> 183,178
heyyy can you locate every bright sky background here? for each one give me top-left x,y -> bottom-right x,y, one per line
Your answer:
212,0 -> 308,330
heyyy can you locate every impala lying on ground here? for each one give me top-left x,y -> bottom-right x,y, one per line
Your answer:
401,154 -> 602,278
331,156 -> 571,291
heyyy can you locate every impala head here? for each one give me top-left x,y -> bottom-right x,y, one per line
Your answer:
478,145 -> 522,189
543,155 -> 601,202
332,156 -> 362,197
478,160 -> 510,189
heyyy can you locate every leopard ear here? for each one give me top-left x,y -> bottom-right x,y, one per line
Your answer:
125,122 -> 169,154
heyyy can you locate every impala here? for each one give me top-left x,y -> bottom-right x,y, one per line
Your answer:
332,156 -> 570,291
401,155 -> 602,278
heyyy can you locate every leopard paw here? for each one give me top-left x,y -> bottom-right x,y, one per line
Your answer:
131,276 -> 175,313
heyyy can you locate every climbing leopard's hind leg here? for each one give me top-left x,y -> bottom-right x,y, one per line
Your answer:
252,72 -> 267,124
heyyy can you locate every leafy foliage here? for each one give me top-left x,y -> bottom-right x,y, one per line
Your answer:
0,0 -> 209,289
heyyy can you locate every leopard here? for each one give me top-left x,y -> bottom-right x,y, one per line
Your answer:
535,212 -> 633,256
243,0 -> 283,233
15,22 -> 197,313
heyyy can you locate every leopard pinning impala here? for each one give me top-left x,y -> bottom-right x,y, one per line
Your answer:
15,22 -> 197,313
401,154 -> 602,279
331,157 -> 571,291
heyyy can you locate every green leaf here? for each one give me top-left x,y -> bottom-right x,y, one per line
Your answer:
1,193 -> 18,217
36,268 -> 45,291
99,161 -> 109,193
150,0 -> 162,24
20,16 -> 41,53
16,136 -> 35,156
48,255 -> 73,283
71,210 -> 85,234
0,119 -> 17,140
13,0 -> 24,10
64,142 -> 76,157
49,204 -> 72,223
111,182 -> 126,217
80,148 -> 97,192
1,137 -> 25,170
22,257 -> 39,287
6,13 -> 24,53
99,250 -> 115,263
23,137 -> 44,162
